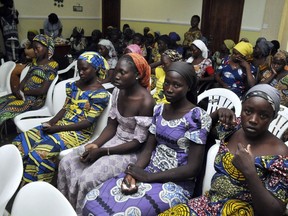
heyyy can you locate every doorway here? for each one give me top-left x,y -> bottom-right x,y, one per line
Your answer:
201,0 -> 245,53
102,0 -> 121,37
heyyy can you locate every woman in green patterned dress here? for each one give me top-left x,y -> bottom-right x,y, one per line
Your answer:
0,34 -> 58,125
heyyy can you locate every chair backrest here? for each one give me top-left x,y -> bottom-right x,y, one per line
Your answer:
0,144 -> 23,216
44,74 -> 59,114
57,60 -> 78,78
268,105 -> 288,139
10,181 -> 77,216
202,142 -> 219,195
0,61 -> 16,93
19,66 -> 30,82
197,88 -> 242,116
51,78 -> 73,115
89,92 -> 112,141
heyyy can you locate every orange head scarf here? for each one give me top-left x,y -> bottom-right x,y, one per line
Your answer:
126,53 -> 151,90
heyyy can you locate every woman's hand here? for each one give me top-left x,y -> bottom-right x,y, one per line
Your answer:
80,148 -> 105,163
124,163 -> 150,182
232,143 -> 255,177
217,108 -> 237,129
121,174 -> 138,195
42,124 -> 61,134
12,89 -> 23,100
84,143 -> 99,151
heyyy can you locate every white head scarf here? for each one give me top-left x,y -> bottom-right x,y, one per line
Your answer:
192,39 -> 208,58
98,39 -> 117,58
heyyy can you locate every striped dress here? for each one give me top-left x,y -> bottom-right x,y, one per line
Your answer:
12,81 -> 110,184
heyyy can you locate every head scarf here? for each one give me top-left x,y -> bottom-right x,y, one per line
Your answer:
192,39 -> 208,58
273,50 -> 288,64
169,32 -> 181,42
162,49 -> 182,62
28,30 -> 39,35
257,40 -> 273,57
98,39 -> 117,58
126,44 -> 142,55
224,39 -> 235,54
126,53 -> 151,90
234,41 -> 253,57
147,31 -> 155,38
243,84 -> 280,118
33,34 -> 55,59
73,27 -> 84,35
256,37 -> 267,45
78,51 -> 106,70
167,62 -> 197,104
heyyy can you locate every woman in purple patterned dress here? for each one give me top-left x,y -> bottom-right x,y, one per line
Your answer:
82,62 -> 212,215
57,53 -> 154,215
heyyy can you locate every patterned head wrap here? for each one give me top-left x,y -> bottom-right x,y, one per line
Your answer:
243,84 -> 280,119
234,41 -> 253,57
147,31 -> 155,38
224,39 -> 235,54
167,62 -> 197,104
78,51 -> 106,71
126,44 -> 142,55
192,39 -> 208,58
33,34 -> 55,59
162,49 -> 182,62
98,39 -> 117,58
126,53 -> 151,90
273,50 -> 288,64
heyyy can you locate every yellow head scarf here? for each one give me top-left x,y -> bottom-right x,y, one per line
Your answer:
234,41 -> 253,57
224,39 -> 235,54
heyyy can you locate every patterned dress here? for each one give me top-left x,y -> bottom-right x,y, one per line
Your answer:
159,122 -> 288,216
0,60 -> 58,125
57,87 -> 153,215
153,67 -> 169,104
12,81 -> 110,184
82,104 -> 212,216
216,62 -> 256,98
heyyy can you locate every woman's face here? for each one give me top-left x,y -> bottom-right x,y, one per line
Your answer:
32,41 -> 48,59
132,36 -> 142,46
191,44 -> 201,58
231,48 -> 245,63
98,45 -> 109,58
158,40 -> 168,53
77,60 -> 97,82
241,97 -> 274,138
161,55 -> 172,72
112,58 -> 137,89
163,70 -> 189,103
271,57 -> 285,73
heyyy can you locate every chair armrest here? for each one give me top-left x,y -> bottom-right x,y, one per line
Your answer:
15,117 -> 53,132
14,107 -> 52,122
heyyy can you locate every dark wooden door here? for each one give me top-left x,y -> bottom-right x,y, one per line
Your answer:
102,0 -> 121,37
201,0 -> 245,53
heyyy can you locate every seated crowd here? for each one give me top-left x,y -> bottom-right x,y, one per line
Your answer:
0,15 -> 287,216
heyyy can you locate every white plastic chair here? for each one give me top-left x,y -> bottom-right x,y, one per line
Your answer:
202,142 -> 219,194
10,181 -> 77,216
268,105 -> 288,139
0,61 -> 16,97
58,60 -> 78,78
197,88 -> 242,117
58,91 -> 113,160
13,74 -> 59,132
0,144 -> 23,216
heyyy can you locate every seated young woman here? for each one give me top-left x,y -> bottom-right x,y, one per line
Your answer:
81,61 -> 212,215
0,34 -> 58,126
160,84 -> 288,216
57,53 -> 155,215
12,51 -> 110,185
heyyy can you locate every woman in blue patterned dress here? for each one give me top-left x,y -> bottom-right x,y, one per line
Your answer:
215,41 -> 257,99
160,84 -> 288,216
0,34 -> 58,125
12,51 -> 110,185
82,62 -> 212,216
